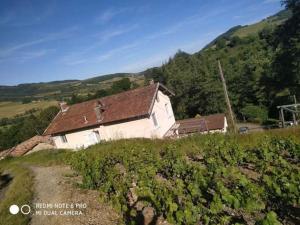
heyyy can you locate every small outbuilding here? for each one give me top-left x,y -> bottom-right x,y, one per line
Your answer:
175,113 -> 228,136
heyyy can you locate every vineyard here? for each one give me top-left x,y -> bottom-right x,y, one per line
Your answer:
68,130 -> 300,225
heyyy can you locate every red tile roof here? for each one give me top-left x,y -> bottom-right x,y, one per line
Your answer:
44,83 -> 173,135
3,135 -> 53,157
177,113 -> 226,134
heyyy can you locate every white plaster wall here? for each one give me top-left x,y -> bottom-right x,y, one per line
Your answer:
99,117 -> 153,141
223,117 -> 228,133
53,126 -> 101,149
52,90 -> 176,149
150,90 -> 176,138
99,90 -> 176,140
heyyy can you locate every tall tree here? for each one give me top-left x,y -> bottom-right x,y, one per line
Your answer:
272,0 -> 300,96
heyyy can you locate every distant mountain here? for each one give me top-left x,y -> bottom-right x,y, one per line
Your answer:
204,9 -> 291,49
0,73 -> 143,101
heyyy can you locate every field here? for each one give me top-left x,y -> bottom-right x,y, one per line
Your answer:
0,127 -> 299,225
0,101 -> 57,118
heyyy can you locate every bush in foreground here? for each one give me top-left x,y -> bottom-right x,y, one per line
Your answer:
68,132 -> 300,225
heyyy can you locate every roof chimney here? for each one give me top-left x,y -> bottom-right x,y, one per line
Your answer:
83,116 -> 88,124
94,100 -> 105,122
59,102 -> 69,113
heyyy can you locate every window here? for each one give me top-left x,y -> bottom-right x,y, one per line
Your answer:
94,130 -> 101,142
61,135 -> 68,143
152,112 -> 159,128
156,94 -> 160,102
165,103 -> 170,116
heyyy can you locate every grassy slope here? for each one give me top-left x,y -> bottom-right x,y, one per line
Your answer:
0,150 -> 69,225
68,127 -> 300,224
0,100 -> 57,119
204,9 -> 290,49
233,17 -> 286,38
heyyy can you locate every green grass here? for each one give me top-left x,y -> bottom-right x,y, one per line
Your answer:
0,150 -> 70,225
0,161 -> 33,225
233,18 -> 287,38
0,100 -> 57,118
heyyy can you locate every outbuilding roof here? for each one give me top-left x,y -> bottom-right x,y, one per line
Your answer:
44,83 -> 174,135
177,113 -> 226,134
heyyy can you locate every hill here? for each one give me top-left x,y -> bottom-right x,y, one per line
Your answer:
142,8 -> 299,122
204,9 -> 291,49
0,73 -> 144,102
0,101 -> 57,119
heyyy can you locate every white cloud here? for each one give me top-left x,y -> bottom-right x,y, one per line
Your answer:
16,49 -> 55,62
0,27 -> 77,58
95,8 -> 130,24
95,24 -> 139,42
62,42 -> 140,66
144,8 -> 226,41
0,49 -> 55,64
61,24 -> 139,65
95,42 -> 139,63
263,0 -> 280,4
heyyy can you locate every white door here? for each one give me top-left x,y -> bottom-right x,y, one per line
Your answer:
85,132 -> 99,147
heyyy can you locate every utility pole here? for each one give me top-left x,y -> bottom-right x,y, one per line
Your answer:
218,60 -> 237,133
293,95 -> 298,125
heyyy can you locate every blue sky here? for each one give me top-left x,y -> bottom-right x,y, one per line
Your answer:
0,0 -> 283,85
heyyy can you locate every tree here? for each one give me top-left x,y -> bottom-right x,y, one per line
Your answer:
271,0 -> 300,97
94,89 -> 110,98
0,106 -> 59,151
111,78 -> 131,94
216,38 -> 227,49
241,104 -> 268,123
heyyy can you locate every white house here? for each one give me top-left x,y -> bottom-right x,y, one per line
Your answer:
44,83 -> 176,149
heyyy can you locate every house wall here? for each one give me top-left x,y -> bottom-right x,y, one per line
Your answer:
98,117 -> 153,140
149,90 -> 176,138
52,90 -> 176,149
199,117 -> 228,134
223,117 -> 228,133
52,127 -> 101,149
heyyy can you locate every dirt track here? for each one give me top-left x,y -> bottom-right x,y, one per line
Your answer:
30,166 -> 120,225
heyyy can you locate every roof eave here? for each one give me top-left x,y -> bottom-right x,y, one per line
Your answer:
158,83 -> 175,96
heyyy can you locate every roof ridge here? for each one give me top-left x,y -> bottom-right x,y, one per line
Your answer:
43,83 -> 161,135
64,83 -> 158,108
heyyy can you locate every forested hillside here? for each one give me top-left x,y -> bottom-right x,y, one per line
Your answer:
144,2 -> 299,122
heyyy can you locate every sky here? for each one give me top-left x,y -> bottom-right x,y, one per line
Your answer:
0,0 -> 283,85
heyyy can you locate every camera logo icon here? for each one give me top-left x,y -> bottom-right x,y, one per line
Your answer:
9,204 -> 31,215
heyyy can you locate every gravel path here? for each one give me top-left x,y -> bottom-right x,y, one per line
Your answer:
30,166 -> 120,225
